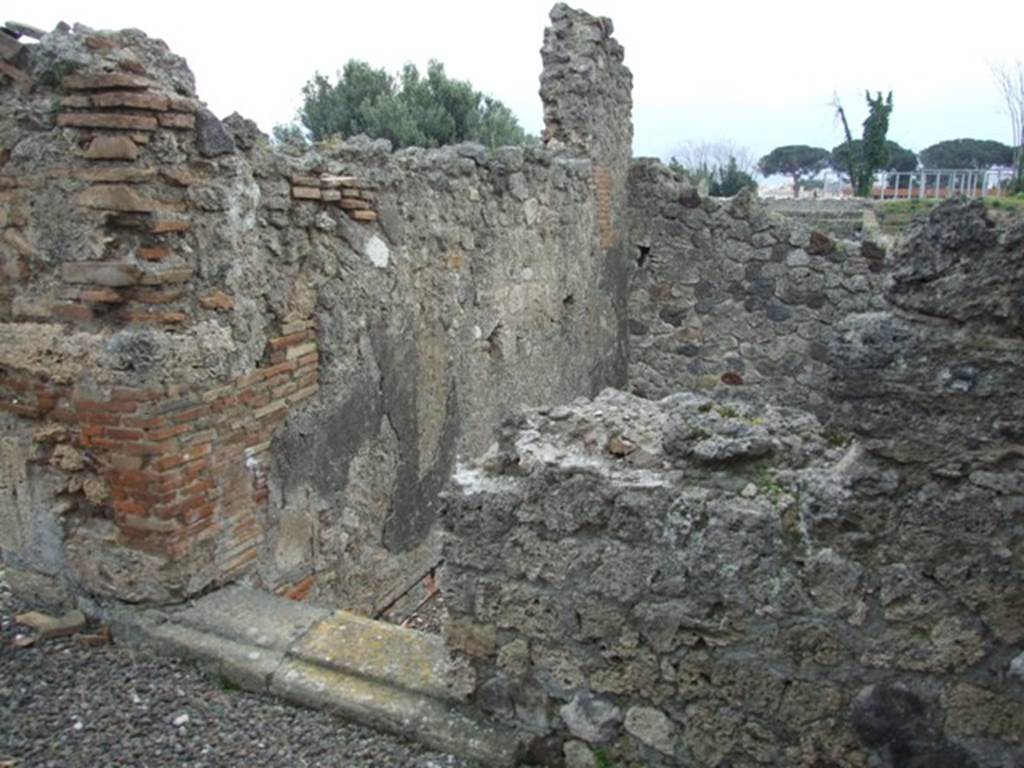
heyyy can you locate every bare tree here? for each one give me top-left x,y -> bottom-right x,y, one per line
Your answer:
667,140 -> 757,177
992,59 -> 1024,191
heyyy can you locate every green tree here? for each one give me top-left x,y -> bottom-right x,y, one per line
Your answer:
711,156 -> 758,196
757,145 -> 831,197
833,91 -> 894,197
919,138 -> 1014,169
881,140 -> 917,172
479,97 -> 534,149
277,59 -> 532,150
831,139 -> 917,174
300,60 -> 393,141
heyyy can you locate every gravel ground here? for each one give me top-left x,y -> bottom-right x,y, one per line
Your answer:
0,573 -> 475,768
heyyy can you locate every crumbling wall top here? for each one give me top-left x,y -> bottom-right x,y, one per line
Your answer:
540,3 -> 633,166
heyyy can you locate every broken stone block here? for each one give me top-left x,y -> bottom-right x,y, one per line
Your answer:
14,609 -> 87,640
222,112 -> 263,150
194,109 -> 235,157
83,134 -> 139,161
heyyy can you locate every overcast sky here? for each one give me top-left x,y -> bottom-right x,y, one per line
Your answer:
8,1 -> 1023,162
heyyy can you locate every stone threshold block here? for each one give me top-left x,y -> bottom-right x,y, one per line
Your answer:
110,585 -> 521,767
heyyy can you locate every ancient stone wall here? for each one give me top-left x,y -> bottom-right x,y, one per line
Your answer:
0,6 -> 633,611
442,201 -> 1024,767
628,159 -> 886,414
541,3 -> 633,384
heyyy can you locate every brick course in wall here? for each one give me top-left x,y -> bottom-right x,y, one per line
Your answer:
0,330 -> 319,588
592,166 -> 614,249
290,173 -> 379,223
0,32 -> 326,597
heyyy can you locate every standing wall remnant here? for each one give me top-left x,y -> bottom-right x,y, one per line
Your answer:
541,2 -> 634,389
0,6 -> 633,609
443,201 -> 1024,767
628,159 -> 885,413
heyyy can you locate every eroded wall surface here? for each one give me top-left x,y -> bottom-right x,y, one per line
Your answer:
0,4 -> 632,610
628,160 -> 886,413
443,201 -> 1024,767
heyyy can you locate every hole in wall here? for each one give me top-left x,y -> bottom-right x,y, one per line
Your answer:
486,322 -> 504,359
636,244 -> 651,268
372,560 -> 445,633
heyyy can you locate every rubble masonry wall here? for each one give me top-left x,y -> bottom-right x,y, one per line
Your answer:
627,159 -> 886,415
443,200 -> 1024,767
0,5 -> 632,611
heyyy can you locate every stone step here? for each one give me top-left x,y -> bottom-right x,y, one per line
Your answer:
270,656 -> 518,765
175,584 -> 332,650
109,586 -> 521,768
289,607 -> 452,700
